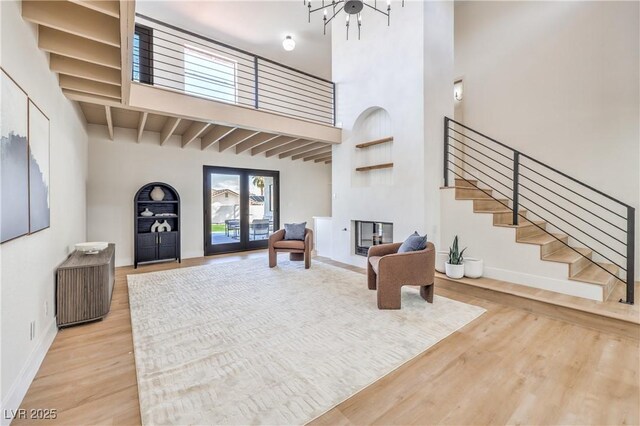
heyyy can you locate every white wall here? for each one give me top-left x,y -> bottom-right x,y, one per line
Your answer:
454,1 -> 640,278
330,1 -> 453,267
0,0 -> 88,417
86,125 -> 331,267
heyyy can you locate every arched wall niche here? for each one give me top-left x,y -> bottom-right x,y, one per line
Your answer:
351,106 -> 393,187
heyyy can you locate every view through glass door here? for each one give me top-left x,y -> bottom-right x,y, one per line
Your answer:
204,166 -> 279,255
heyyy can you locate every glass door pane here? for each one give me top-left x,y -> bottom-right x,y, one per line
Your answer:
208,171 -> 243,253
248,174 -> 277,242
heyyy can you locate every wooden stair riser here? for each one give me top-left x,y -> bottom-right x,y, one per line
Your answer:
604,278 -> 621,301
473,199 -> 510,211
454,178 -> 477,188
493,211 -> 531,226
516,222 -> 547,239
540,238 -> 568,257
455,187 -> 493,200
569,255 -> 595,277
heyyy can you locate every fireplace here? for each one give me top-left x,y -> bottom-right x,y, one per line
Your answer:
354,221 -> 393,256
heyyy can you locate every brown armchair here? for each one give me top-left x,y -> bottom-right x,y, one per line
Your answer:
367,242 -> 436,309
269,228 -> 314,269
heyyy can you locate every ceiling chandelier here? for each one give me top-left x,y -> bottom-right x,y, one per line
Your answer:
303,0 -> 405,40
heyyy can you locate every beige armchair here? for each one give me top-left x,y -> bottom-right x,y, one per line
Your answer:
367,242 -> 436,309
268,228 -> 313,269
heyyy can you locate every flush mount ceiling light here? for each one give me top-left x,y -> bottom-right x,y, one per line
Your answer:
303,0 -> 404,40
282,35 -> 296,51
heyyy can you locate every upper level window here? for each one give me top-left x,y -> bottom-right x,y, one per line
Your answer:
133,25 -> 153,84
184,46 -> 237,104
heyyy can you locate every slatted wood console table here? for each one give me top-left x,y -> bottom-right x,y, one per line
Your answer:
56,243 -> 115,328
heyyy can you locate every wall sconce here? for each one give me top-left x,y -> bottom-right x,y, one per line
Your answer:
454,79 -> 463,102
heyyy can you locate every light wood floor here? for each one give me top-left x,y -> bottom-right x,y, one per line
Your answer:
16,252 -> 640,425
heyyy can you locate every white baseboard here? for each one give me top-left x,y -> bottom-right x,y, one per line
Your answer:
1,318 -> 57,426
484,266 -> 603,301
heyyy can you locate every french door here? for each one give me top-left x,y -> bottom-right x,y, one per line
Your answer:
203,165 -> 279,255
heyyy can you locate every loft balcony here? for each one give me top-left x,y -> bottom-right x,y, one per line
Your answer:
134,15 -> 335,126
24,1 -> 340,156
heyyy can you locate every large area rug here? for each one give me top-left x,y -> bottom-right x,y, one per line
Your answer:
127,258 -> 485,425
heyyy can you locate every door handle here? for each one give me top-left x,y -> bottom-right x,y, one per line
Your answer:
159,235 -> 162,244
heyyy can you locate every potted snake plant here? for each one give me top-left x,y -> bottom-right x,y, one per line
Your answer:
445,235 -> 467,279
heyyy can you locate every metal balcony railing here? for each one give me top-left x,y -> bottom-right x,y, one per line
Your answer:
444,117 -> 635,304
133,14 -> 336,126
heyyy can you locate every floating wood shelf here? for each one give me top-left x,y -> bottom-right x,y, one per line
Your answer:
356,162 -> 394,172
355,136 -> 394,149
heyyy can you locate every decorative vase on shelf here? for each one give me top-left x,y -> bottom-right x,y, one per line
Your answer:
463,258 -> 484,278
141,208 -> 153,217
150,186 -> 165,201
151,220 -> 161,232
445,262 -> 465,279
435,251 -> 448,273
162,220 -> 172,232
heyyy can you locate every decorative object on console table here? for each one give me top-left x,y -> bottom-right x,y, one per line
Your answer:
445,235 -> 466,279
56,243 -> 115,327
134,182 -> 181,268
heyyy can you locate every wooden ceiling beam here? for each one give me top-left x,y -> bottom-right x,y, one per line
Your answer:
137,112 -> 148,143
182,122 -> 211,148
292,146 -> 332,161
200,125 -> 236,151
105,106 -> 114,140
69,0 -> 120,18
119,0 -> 135,104
279,142 -> 326,159
235,133 -> 279,154
265,139 -> 314,158
160,117 -> 181,145
58,75 -> 121,100
314,155 -> 333,163
303,151 -> 333,162
39,27 -> 121,70
218,129 -> 259,152
22,0 -> 120,47
50,55 -> 120,86
201,125 -> 236,150
251,136 -> 298,156
324,160 -> 332,164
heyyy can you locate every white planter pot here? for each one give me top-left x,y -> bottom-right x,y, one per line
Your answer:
445,262 -> 465,279
463,257 -> 484,278
435,251 -> 448,273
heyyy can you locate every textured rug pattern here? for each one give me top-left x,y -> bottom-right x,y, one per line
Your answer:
128,259 -> 485,425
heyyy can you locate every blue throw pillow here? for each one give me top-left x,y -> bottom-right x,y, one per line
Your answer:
284,222 -> 307,240
398,231 -> 427,253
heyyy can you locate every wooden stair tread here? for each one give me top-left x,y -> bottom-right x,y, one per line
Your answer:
495,219 -> 544,229
542,246 -> 592,264
570,262 -> 619,286
517,232 -> 567,245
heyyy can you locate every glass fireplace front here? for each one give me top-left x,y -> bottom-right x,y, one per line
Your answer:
354,221 -> 394,256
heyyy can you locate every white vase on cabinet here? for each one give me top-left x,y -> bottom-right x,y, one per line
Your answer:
150,186 -> 165,201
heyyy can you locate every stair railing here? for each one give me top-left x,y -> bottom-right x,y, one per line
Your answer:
443,116 -> 635,305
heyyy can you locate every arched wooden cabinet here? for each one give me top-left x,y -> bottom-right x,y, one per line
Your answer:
134,182 -> 181,268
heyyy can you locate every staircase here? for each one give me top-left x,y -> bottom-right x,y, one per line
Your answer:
453,178 -> 621,301
443,117 -> 635,304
